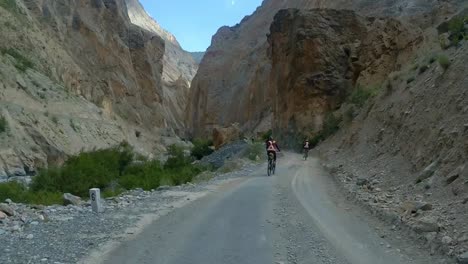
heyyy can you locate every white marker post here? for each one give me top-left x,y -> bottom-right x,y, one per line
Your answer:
89,188 -> 103,213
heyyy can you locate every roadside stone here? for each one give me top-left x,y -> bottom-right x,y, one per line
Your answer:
415,161 -> 438,183
0,211 -> 7,219
0,203 -> 15,216
26,234 -> 34,239
356,178 -> 369,186
63,193 -> 82,206
0,229 -> 5,235
416,202 -> 433,211
5,199 -> 12,204
413,216 -> 440,233
441,236 -> 453,245
156,186 -> 171,191
458,252 -> 468,264
462,197 -> 468,204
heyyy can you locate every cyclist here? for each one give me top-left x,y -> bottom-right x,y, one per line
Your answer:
265,136 -> 280,162
303,139 -> 311,160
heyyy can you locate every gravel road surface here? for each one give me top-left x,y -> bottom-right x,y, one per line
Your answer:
97,153 -> 448,264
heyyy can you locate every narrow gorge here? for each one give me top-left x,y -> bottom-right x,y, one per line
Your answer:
0,0 -> 468,263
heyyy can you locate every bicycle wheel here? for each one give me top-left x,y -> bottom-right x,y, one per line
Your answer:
267,160 -> 272,176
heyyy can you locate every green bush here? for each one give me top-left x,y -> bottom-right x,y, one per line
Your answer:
3,142 -> 207,204
191,139 -> 213,160
245,142 -> 264,161
0,181 -> 62,205
261,129 -> 273,141
0,48 -> 34,72
448,17 -> 466,46
349,86 -> 377,107
322,113 -> 342,138
438,55 -> 451,71
0,116 -> 7,133
0,0 -> 18,12
309,113 -> 342,147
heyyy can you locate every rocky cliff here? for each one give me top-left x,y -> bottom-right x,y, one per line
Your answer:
126,0 -> 198,132
0,0 -> 194,181
268,9 -> 421,143
186,0 -> 463,138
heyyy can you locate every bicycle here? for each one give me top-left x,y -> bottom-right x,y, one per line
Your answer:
267,152 -> 276,176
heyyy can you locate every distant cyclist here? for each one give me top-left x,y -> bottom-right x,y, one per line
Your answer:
265,136 -> 280,161
303,139 -> 310,160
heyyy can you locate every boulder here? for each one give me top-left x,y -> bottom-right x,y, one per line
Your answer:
458,252 -> 468,264
0,149 -> 26,177
415,161 -> 438,183
356,178 -> 369,186
0,203 -> 15,216
413,216 -> 440,233
212,124 -> 241,149
0,211 -> 7,219
63,193 -> 82,206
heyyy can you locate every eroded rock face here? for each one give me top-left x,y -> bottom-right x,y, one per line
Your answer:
125,0 -> 198,133
0,0 -> 194,177
186,0 -> 463,138
268,9 -> 420,143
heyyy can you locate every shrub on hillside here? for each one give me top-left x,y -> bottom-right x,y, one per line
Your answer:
4,142 -> 207,205
0,116 -> 7,133
245,142 -> 264,161
191,139 -> 214,160
448,17 -> 467,46
0,0 -> 18,13
438,55 -> 451,71
0,48 -> 34,72
261,130 -> 273,141
349,86 -> 377,107
0,181 -> 62,205
309,113 -> 342,147
31,142 -> 134,197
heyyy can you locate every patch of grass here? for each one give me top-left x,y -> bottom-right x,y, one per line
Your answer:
411,64 -> 419,71
406,77 -> 415,84
428,55 -> 437,64
0,48 -> 34,72
191,139 -> 214,160
448,17 -> 467,46
349,85 -> 378,107
0,0 -> 18,13
438,55 -> 450,71
29,143 -> 206,201
0,116 -> 7,133
261,129 -> 273,141
0,181 -> 62,206
245,142 -> 264,161
310,113 -> 343,147
439,37 -> 449,50
51,116 -> 58,124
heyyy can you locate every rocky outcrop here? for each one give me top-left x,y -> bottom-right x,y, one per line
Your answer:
186,0 -> 463,138
0,0 -> 193,179
268,9 -> 420,143
212,124 -> 241,149
126,0 -> 198,133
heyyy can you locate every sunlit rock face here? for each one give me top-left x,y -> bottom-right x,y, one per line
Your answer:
186,0 -> 462,138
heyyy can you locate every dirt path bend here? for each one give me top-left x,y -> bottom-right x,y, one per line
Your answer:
96,153 -> 448,264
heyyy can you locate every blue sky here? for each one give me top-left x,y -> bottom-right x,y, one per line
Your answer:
140,0 -> 263,52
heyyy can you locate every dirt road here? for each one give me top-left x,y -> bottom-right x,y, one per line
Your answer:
97,154 -> 447,264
